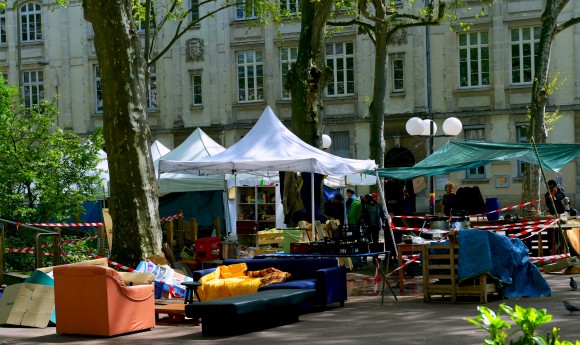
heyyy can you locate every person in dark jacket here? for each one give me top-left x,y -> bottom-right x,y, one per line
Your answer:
545,180 -> 577,216
361,194 -> 386,244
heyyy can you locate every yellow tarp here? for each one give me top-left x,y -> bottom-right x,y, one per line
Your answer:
197,263 -> 262,301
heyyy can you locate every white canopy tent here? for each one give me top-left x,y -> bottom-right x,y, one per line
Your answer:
155,128 -> 226,194
150,140 -> 171,162
159,106 -> 377,239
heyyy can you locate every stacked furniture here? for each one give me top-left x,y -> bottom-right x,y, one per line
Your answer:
421,242 -> 498,303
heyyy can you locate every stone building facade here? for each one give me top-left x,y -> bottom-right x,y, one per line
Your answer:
2,0 -> 579,213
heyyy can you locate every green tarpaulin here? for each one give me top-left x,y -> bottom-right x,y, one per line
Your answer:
373,141 -> 580,180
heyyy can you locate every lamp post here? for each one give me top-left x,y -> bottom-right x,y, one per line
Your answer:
405,117 -> 463,214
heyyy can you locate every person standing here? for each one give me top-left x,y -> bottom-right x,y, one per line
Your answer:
361,194 -> 386,244
347,195 -> 362,227
324,193 -> 345,222
345,188 -> 356,214
440,181 -> 457,216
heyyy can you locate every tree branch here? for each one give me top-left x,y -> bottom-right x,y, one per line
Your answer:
556,16 -> 580,35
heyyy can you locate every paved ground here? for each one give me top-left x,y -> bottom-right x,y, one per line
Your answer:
2,266 -> 580,345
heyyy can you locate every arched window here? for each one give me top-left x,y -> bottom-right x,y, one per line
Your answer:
21,2 -> 42,42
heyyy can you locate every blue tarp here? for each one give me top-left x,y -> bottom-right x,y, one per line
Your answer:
158,190 -> 224,227
457,230 -> 551,298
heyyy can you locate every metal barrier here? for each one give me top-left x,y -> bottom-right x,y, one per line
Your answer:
0,218 -> 61,281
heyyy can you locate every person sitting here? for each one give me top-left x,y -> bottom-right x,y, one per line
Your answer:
545,180 -> 578,216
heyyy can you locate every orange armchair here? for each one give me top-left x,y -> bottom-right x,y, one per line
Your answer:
54,265 -> 155,336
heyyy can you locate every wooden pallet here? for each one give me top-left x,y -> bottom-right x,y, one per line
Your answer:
257,231 -> 284,254
421,243 -> 497,303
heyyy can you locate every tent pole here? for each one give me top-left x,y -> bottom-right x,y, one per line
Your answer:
376,170 -> 397,258
311,173 -> 316,241
531,138 -> 569,254
343,176 -> 348,226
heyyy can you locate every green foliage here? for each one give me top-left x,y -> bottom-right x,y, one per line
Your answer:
466,303 -> 580,345
3,229 -> 98,273
0,76 -> 104,223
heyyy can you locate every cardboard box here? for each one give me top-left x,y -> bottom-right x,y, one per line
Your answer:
0,283 -> 54,328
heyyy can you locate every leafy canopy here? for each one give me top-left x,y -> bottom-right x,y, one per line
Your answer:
0,76 -> 104,222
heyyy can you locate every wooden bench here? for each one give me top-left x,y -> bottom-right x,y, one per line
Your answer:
185,289 -> 316,335
422,243 -> 497,303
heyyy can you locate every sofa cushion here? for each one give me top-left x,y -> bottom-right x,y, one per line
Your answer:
257,278 -> 316,291
223,258 -> 337,280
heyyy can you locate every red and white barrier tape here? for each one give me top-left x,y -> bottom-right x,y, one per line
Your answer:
160,213 -> 182,222
5,235 -> 99,253
509,218 -> 560,239
18,222 -> 104,227
472,219 -> 555,230
389,198 -> 547,221
387,254 -> 421,277
530,253 -> 571,264
468,198 -> 545,218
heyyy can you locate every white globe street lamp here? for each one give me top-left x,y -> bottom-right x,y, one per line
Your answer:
405,117 -> 462,137
404,116 -> 463,215
442,117 -> 463,136
322,134 -> 332,149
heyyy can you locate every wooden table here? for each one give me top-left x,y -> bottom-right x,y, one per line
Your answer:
154,303 -> 186,323
396,243 -> 426,294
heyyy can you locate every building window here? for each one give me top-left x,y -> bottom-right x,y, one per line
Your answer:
20,2 -> 42,43
392,58 -> 404,92
516,123 -> 528,177
459,31 -> 489,87
280,47 -> 298,99
280,0 -> 300,15
0,8 -> 6,44
191,73 -> 202,105
464,126 -> 485,178
511,27 -> 540,84
237,50 -> 263,102
148,65 -> 158,110
330,131 -> 350,158
235,0 -> 257,20
325,42 -> 354,96
191,0 -> 199,22
22,70 -> 44,108
94,65 -> 103,113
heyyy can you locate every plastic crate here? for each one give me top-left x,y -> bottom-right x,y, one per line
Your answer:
195,237 -> 221,261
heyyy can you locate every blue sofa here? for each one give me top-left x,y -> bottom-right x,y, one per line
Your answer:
192,258 -> 347,306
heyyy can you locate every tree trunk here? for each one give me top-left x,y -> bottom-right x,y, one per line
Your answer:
84,0 -> 162,267
522,0 -> 566,211
287,0 -> 333,147
368,22 -> 388,168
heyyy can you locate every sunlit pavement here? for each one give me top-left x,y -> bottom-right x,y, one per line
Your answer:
2,269 -> 580,345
